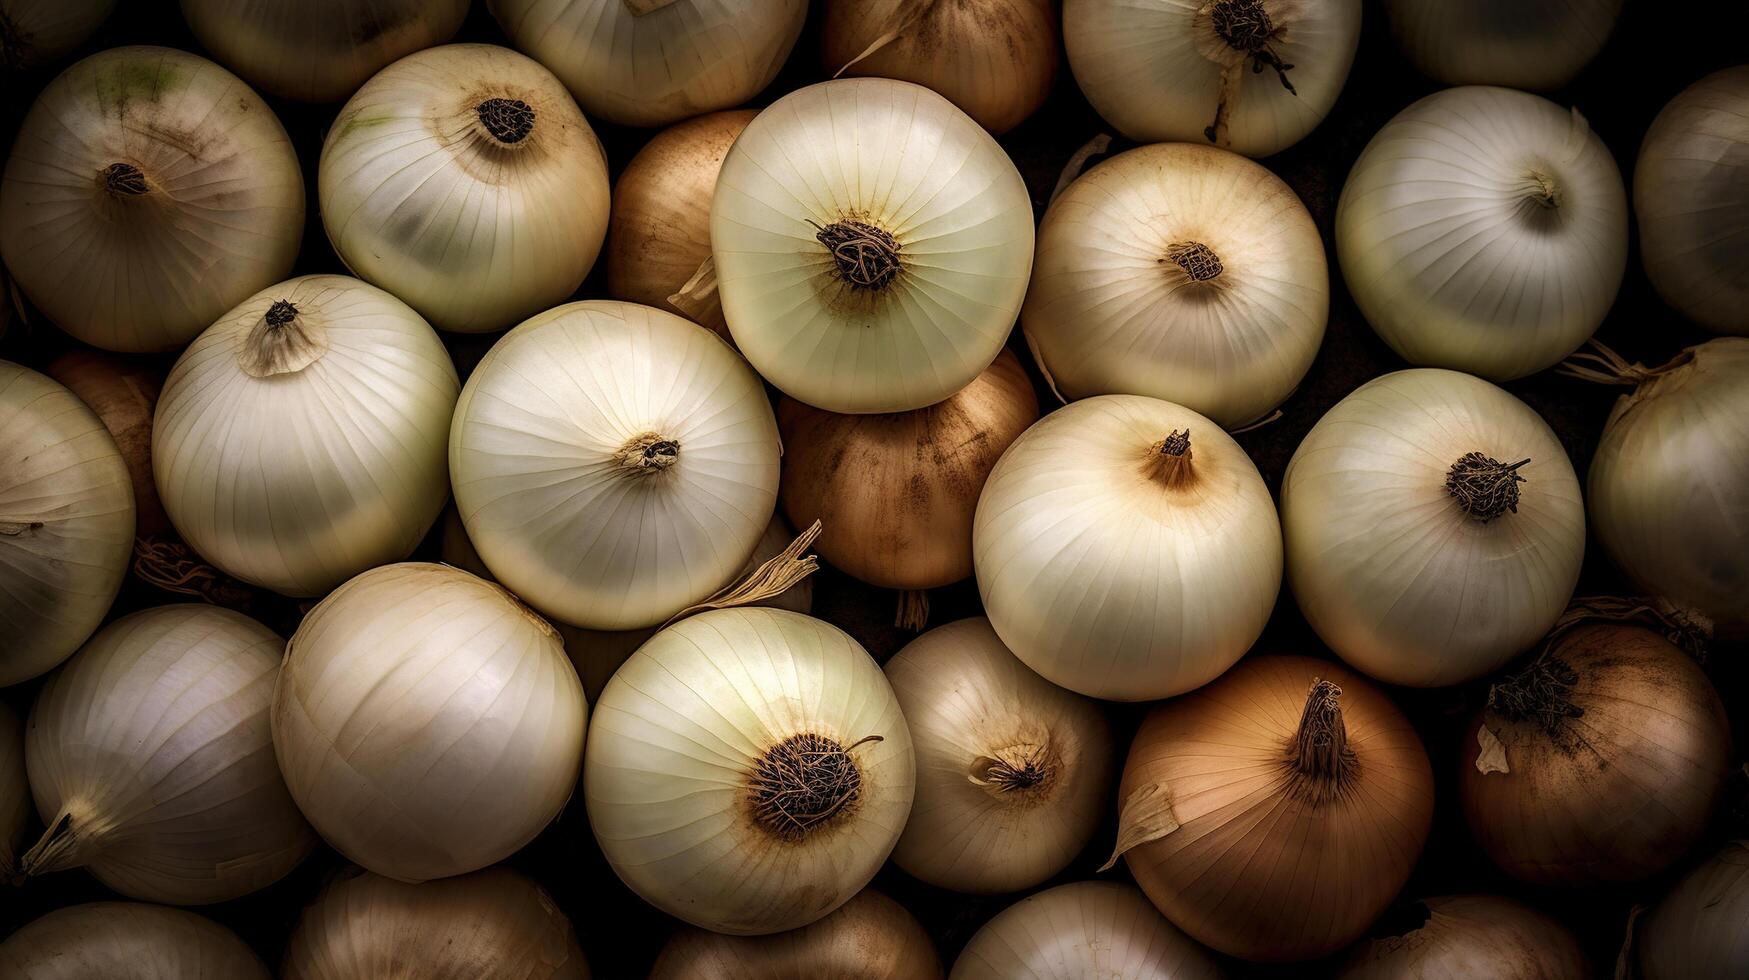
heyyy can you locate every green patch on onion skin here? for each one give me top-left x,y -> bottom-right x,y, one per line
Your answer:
91,58 -> 188,114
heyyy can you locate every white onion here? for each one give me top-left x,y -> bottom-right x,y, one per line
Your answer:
0,0 -> 115,70
951,881 -> 1223,980
711,77 -> 1036,414
1383,0 -> 1623,91
651,889 -> 942,979
1281,369 -> 1585,686
585,607 -> 914,935
1639,842 -> 1749,978
973,394 -> 1281,701
1336,86 -> 1629,380
272,562 -> 587,883
0,702 -> 26,880
319,43 -> 611,334
1063,0 -> 1362,157
1024,141 -> 1327,428
1,46 -> 304,353
489,0 -> 807,128
0,903 -> 269,979
1337,894 -> 1587,979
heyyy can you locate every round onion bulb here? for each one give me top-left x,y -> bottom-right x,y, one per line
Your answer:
153,275 -> 459,598
974,394 -> 1282,701
585,608 -> 915,935
951,881 -> 1224,980
711,77 -> 1036,414
45,351 -> 168,539
1281,369 -> 1585,686
1337,86 -> 1628,380
319,43 -> 610,333
1337,895 -> 1587,979
0,903 -> 268,979
1639,842 -> 1749,978
0,702 -> 27,880
651,889 -> 941,979
1383,0 -> 1623,91
0,0 -> 116,70
1024,141 -> 1327,428
0,46 -> 304,353
272,563 -> 587,883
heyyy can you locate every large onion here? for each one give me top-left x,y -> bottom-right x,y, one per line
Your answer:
1383,0 -> 1623,91
1638,842 -> 1749,978
0,903 -> 268,979
1336,895 -> 1586,979
0,0 -> 115,70
585,607 -> 914,935
272,562 -> 587,883
0,702 -> 26,880
951,881 -> 1224,980
45,352 -> 166,540
1281,369 -> 1585,687
974,394 -> 1281,701
650,889 -> 941,979
711,77 -> 1036,414
1023,141 -> 1327,428
0,46 -> 303,353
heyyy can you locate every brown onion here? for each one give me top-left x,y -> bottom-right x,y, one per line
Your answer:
45,351 -> 166,537
1337,895 -> 1587,979
649,889 -> 941,979
1638,841 -> 1749,978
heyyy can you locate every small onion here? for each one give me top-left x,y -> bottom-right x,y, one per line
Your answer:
974,394 -> 1282,701
0,702 -> 26,880
711,77 -> 1036,414
1337,895 -> 1586,979
0,46 -> 304,353
1281,369 -> 1585,687
585,607 -> 914,935
0,0 -> 115,70
1023,142 -> 1327,428
45,352 -> 166,539
1383,0 -> 1623,91
1107,655 -> 1435,962
1639,842 -> 1749,978
951,881 -> 1224,980
320,43 -> 611,334
0,903 -> 268,979
272,563 -> 587,883
1063,0 -> 1362,157
20,604 -> 314,904
650,889 -> 941,979
1460,624 -> 1731,886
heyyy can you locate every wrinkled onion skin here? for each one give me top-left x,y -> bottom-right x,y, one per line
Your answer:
1640,842 -> 1749,979
1383,0 -> 1622,91
45,352 -> 167,537
1337,894 -> 1586,979
952,881 -> 1224,980
0,902 -> 269,980
651,889 -> 940,980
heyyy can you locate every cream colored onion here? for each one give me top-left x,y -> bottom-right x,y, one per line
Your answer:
650,889 -> 941,979
1337,895 -> 1586,979
1384,0 -> 1622,91
973,394 -> 1282,701
0,0 -> 115,69
20,605 -> 314,904
1281,369 -> 1585,686
154,275 -> 458,598
489,0 -> 807,128
1639,842 -> 1749,978
0,702 -> 26,880
46,352 -> 168,540
711,77 -> 1036,414
952,881 -> 1223,980
1024,142 -> 1327,428
585,607 -> 914,935
272,562 -> 587,883
1337,86 -> 1628,380
0,46 -> 304,353
319,43 -> 610,333
1064,0 -> 1361,157
0,903 -> 268,980
0,362 -> 133,687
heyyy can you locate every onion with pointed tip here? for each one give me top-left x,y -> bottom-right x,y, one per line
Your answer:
1337,895 -> 1587,979
951,881 -> 1224,980
0,903 -> 269,979
651,889 -> 941,979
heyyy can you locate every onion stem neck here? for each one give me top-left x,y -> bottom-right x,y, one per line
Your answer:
476,97 -> 536,144
1285,680 -> 1356,800
1487,656 -> 1584,736
749,732 -> 882,842
1526,169 -> 1562,209
19,812 -> 90,877
1445,452 -> 1530,522
811,219 -> 902,292
1165,241 -> 1224,282
1210,0 -> 1296,93
102,162 -> 149,197
1150,429 -> 1196,488
616,433 -> 680,474
977,744 -> 1056,794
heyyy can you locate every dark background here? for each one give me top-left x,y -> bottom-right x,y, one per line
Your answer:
2,1 -> 1746,976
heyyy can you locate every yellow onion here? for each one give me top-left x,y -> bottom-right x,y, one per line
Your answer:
0,903 -> 268,979
1383,0 -> 1623,91
45,352 -> 167,539
0,702 -> 26,880
1107,655 -> 1434,962
0,0 -> 115,70
1638,842 -> 1749,979
650,889 -> 941,979
952,881 -> 1224,980
1337,895 -> 1586,979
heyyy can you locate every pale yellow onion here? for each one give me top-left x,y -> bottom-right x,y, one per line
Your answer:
1064,0 -> 1361,157
20,605 -> 314,904
153,275 -> 458,598
585,607 -> 914,935
951,881 -> 1224,980
0,362 -> 133,687
0,0 -> 115,69
711,77 -> 1036,414
489,0 -> 807,128
1384,0 -> 1622,91
1024,141 -> 1327,428
319,43 -> 610,333
1639,842 -> 1749,979
1281,369 -> 1585,686
973,394 -> 1282,701
650,889 -> 941,979
0,702 -> 26,880
1336,895 -> 1586,979
0,47 -> 303,353
885,618 -> 1113,894
0,903 -> 268,980
272,563 -> 587,882
1336,86 -> 1628,380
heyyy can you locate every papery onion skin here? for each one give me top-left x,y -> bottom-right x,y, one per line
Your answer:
1639,842 -> 1749,978
951,881 -> 1224,980
1383,0 -> 1622,91
0,362 -> 134,688
0,702 -> 26,880
1459,624 -> 1730,886
0,46 -> 304,353
711,77 -> 1036,414
650,889 -> 941,979
585,607 -> 915,936
1024,142 -> 1328,428
1337,895 -> 1587,979
0,903 -> 269,980
45,352 -> 167,538
272,562 -> 587,883
0,0 -> 116,70
1281,368 -> 1585,687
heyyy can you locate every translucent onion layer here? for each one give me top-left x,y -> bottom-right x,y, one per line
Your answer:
0,903 -> 269,980
951,881 -> 1224,980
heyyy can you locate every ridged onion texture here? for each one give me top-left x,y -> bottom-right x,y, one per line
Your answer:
650,889 -> 942,980
20,605 -> 314,904
1024,142 -> 1328,428
1064,0 -> 1362,157
272,563 -> 587,883
1460,624 -> 1731,886
585,608 -> 915,936
45,352 -> 167,539
1281,369 -> 1586,687
1383,0 -> 1623,91
1336,86 -> 1629,381
282,866 -> 589,980
0,46 -> 304,353
153,275 -> 459,598
0,702 -> 26,880
0,362 -> 133,688
450,300 -> 781,631
489,0 -> 807,128
0,0 -> 116,70
1639,842 -> 1749,979
951,881 -> 1224,980
1336,895 -> 1587,979
973,394 -> 1282,701
710,77 -> 1036,414
1108,655 -> 1435,962
319,43 -> 611,334
0,903 -> 269,980
181,0 -> 470,102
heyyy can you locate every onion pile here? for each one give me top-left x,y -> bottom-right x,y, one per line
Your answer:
951,881 -> 1223,980
1383,0 -> 1622,91
0,1 -> 115,70
651,889 -> 941,979
1336,895 -> 1586,979
1638,842 -> 1749,978
0,702 -> 26,880
0,903 -> 269,979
